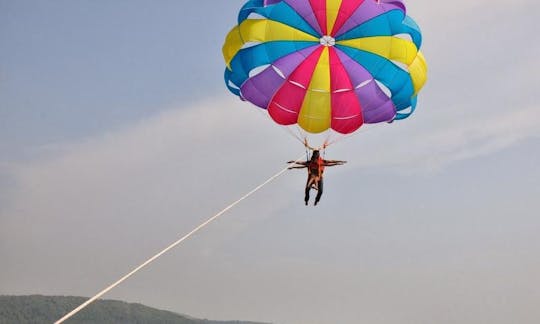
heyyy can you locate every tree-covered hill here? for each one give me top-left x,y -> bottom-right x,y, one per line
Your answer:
0,295 -> 269,324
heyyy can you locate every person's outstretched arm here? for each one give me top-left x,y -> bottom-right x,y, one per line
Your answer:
287,160 -> 308,170
323,160 -> 347,166
287,161 -> 308,166
288,165 -> 307,169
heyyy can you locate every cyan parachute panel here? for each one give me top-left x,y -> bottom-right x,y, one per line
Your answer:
238,1 -> 320,37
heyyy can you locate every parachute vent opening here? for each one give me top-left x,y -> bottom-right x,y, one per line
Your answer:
333,88 -> 352,93
355,79 -> 373,89
398,106 -> 413,115
311,88 -> 329,93
273,102 -> 297,114
241,41 -> 261,50
228,80 -> 240,90
391,60 -> 409,72
393,33 -> 413,42
272,65 -> 286,79
246,12 -> 266,20
249,64 -> 271,78
332,114 -> 361,120
375,80 -> 392,98
319,36 -> 336,47
289,80 -> 307,90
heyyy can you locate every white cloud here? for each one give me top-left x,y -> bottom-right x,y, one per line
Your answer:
344,104 -> 540,173
4,96 -> 295,230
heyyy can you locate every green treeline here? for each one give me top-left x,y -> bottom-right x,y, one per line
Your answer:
0,295 -> 268,324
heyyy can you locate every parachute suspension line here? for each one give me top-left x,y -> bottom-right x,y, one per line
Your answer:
249,104 -> 364,153
250,106 -> 337,153
324,132 -> 352,148
284,125 -> 307,147
252,107 -> 307,147
303,137 -> 328,152
54,153 -> 306,324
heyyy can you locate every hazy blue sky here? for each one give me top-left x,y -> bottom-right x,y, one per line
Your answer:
1,1 -> 539,324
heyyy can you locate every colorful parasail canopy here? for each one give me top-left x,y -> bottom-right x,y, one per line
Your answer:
223,0 -> 427,135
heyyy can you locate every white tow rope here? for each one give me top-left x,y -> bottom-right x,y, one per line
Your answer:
55,155 -> 304,324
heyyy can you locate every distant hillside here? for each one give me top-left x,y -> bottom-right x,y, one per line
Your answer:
0,295 -> 269,324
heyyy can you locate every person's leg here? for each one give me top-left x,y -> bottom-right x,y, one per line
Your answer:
314,178 -> 323,205
304,176 -> 312,205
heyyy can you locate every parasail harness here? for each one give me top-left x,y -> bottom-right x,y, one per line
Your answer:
304,139 -> 328,189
